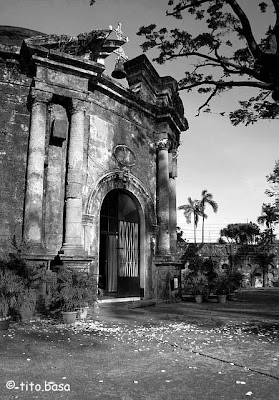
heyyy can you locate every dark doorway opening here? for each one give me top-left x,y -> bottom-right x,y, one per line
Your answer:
99,190 -> 140,297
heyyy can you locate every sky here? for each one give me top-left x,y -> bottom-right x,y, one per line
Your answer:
0,0 -> 278,242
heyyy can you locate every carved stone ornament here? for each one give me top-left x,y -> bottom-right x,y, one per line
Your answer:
113,145 -> 136,167
69,99 -> 86,114
155,138 -> 170,151
24,29 -> 127,63
172,148 -> 179,159
30,89 -> 53,105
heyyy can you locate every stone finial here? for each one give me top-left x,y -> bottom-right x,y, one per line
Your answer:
109,23 -> 129,62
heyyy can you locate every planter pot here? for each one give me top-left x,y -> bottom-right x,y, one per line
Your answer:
61,311 -> 77,324
19,305 -> 35,322
19,289 -> 37,322
217,295 -> 227,304
0,316 -> 11,330
77,307 -> 89,321
195,295 -> 203,304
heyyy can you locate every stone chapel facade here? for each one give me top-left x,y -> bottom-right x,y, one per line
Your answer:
0,26 -> 188,299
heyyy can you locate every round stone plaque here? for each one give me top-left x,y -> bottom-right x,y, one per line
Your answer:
113,145 -> 136,167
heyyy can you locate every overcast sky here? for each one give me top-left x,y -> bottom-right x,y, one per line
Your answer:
0,0 -> 278,242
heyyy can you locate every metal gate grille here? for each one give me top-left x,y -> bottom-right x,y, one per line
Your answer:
118,221 -> 139,277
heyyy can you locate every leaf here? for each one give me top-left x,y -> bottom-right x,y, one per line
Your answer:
259,2 -> 268,13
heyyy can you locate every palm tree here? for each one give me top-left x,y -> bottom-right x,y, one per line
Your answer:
200,190 -> 218,244
257,203 -> 279,243
178,197 -> 203,243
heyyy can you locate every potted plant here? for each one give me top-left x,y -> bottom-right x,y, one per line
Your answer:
75,271 -> 98,321
52,267 -> 98,324
51,267 -> 78,324
17,288 -> 37,322
227,269 -> 244,300
183,271 -> 208,303
0,267 -> 24,330
1,253 -> 43,321
214,271 -> 230,303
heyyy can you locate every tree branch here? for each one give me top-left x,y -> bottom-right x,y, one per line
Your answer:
164,50 -> 261,79
167,1 -> 262,59
214,47 -> 246,75
179,79 -> 273,91
271,0 -> 279,54
196,86 -> 219,116
193,62 -> 221,71
166,0 -> 209,16
225,0 -> 262,58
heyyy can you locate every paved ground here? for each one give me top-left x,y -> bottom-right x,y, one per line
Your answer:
0,288 -> 278,400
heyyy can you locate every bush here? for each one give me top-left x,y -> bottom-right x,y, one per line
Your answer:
0,267 -> 25,318
51,267 -> 98,312
0,255 -> 45,320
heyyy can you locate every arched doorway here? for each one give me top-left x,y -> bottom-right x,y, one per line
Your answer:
99,189 -> 140,297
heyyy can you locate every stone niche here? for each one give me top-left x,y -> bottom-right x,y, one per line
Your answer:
0,25 -> 188,300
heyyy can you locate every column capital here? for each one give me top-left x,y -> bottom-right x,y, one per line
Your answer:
68,98 -> 86,114
29,89 -> 53,106
155,138 -> 170,151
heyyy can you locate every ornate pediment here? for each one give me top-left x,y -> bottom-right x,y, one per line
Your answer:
23,28 -> 126,63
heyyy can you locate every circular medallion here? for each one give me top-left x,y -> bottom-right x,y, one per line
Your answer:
113,145 -> 136,167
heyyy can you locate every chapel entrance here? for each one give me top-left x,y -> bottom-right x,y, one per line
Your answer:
99,190 -> 140,297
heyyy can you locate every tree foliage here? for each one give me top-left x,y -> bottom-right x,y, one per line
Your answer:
220,222 -> 261,244
179,191 -> 217,243
178,197 -> 203,243
257,203 -> 279,242
136,1 -> 279,125
265,159 -> 279,205
200,189 -> 218,243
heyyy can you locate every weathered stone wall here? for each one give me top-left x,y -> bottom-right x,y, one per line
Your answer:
178,242 -> 279,287
0,61 -> 31,252
83,91 -> 156,205
0,69 -> 157,256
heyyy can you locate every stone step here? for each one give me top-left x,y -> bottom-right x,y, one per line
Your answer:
99,297 -> 141,304
96,298 -> 156,309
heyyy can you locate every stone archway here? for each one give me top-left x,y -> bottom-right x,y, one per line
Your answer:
84,170 -> 156,298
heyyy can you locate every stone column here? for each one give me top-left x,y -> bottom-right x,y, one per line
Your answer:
23,90 -> 52,250
156,139 -> 170,255
61,99 -> 86,255
169,150 -> 178,253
